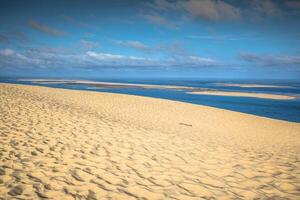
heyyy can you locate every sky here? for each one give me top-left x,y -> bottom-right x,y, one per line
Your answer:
0,0 -> 300,79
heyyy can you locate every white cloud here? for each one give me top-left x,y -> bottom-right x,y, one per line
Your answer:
87,51 -> 126,60
188,34 -> 265,41
170,55 -> 217,67
80,39 -> 100,50
115,40 -> 149,50
127,41 -> 148,50
188,56 -> 215,63
86,51 -> 217,67
0,48 -> 14,56
86,51 -> 159,67
0,47 -> 218,69
0,48 -> 41,67
239,53 -> 300,66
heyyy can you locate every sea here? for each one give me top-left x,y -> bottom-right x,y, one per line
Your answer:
1,77 -> 300,123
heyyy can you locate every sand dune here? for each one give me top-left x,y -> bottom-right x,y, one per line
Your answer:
188,91 -> 296,100
0,83 -> 300,199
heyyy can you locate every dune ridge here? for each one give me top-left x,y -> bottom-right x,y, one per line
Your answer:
0,83 -> 300,199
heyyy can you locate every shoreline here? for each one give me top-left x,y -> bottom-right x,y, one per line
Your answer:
1,83 -> 300,199
3,81 -> 299,123
5,82 -> 299,121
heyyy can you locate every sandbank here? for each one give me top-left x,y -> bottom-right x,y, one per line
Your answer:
188,91 -> 296,100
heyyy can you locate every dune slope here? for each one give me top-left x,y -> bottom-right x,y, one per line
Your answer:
0,83 -> 300,199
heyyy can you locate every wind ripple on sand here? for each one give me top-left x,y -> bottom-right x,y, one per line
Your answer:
0,83 -> 300,199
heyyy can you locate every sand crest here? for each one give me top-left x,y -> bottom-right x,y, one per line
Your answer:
0,83 -> 300,199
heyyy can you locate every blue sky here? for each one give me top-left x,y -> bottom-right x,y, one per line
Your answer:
0,0 -> 300,79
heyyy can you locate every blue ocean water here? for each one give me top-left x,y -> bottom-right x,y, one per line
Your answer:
1,77 -> 300,123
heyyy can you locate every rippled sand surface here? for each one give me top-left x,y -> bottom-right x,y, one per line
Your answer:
0,83 -> 300,199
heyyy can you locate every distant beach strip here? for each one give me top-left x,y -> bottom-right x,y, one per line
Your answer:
17,79 -> 195,90
18,79 -> 297,100
188,91 -> 296,100
214,83 -> 294,88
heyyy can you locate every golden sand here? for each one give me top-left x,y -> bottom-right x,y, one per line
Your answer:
188,91 -> 296,100
0,83 -> 300,199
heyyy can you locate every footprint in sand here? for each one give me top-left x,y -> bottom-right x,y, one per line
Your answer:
8,185 -> 23,196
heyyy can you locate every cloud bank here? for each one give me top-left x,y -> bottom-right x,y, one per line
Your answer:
0,48 -> 217,69
239,53 -> 300,66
